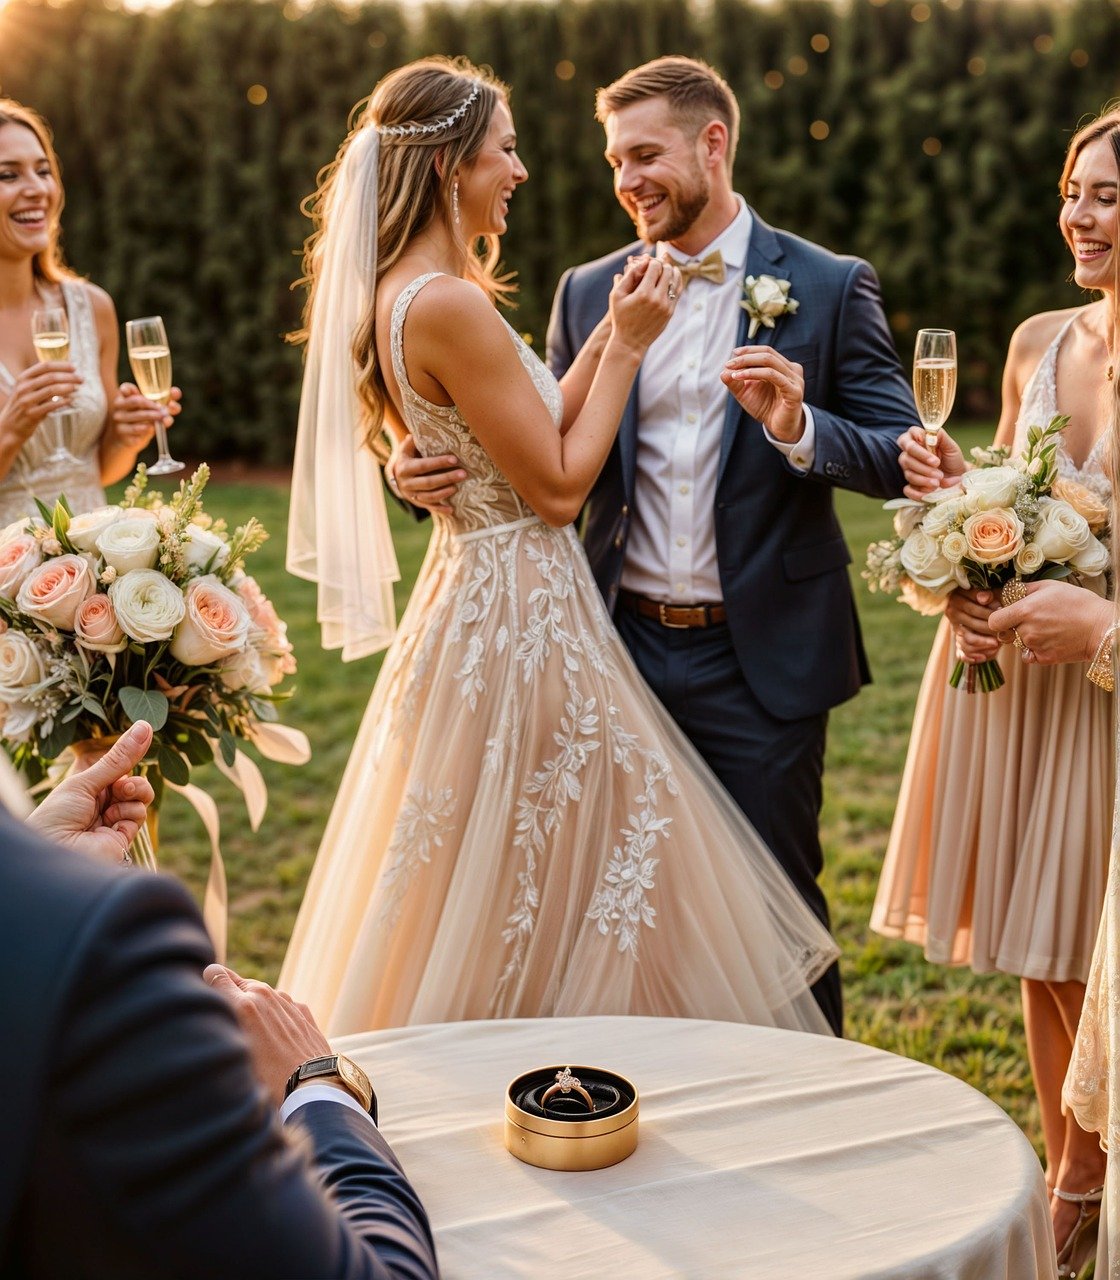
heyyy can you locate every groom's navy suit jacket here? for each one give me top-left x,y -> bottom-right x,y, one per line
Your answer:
0,812 -> 438,1280
547,210 -> 916,723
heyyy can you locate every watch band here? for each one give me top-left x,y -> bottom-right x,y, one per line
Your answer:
283,1054 -> 377,1122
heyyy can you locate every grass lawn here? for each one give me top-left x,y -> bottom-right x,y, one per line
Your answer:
151,423 -> 1042,1154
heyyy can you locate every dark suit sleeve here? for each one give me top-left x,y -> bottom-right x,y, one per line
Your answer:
802,259 -> 914,500
51,874 -> 438,1280
545,267 -> 577,380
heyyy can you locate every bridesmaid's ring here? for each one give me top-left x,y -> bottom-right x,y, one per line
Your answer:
541,1066 -> 595,1112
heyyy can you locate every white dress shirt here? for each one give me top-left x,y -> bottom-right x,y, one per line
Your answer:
279,1082 -> 376,1127
620,197 -> 815,604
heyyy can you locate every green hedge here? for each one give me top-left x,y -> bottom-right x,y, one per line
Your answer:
0,0 -> 1116,460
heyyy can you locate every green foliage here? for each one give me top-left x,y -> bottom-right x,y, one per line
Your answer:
0,0 -> 1113,460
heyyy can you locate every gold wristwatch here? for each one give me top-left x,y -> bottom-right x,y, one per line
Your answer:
284,1054 -> 377,1121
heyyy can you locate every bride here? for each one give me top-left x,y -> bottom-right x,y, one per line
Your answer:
280,56 -> 837,1036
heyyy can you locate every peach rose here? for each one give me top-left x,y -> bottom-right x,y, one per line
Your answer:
74,595 -> 127,654
170,575 -> 250,666
1051,476 -> 1110,535
16,554 -> 97,630
961,509 -> 1023,566
0,533 -> 43,599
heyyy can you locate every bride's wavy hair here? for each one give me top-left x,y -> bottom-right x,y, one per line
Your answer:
0,100 -> 74,285
295,57 -> 513,456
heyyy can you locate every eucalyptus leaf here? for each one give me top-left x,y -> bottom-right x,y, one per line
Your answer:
40,717 -> 77,759
219,730 -> 237,767
119,686 -> 170,732
155,744 -> 190,786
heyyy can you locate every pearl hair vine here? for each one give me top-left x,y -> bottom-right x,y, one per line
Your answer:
378,82 -> 481,140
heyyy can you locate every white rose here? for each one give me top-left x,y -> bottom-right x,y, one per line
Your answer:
748,274 -> 792,317
1015,543 -> 1045,575
2,699 -> 38,742
941,531 -> 968,564
219,645 -> 270,693
109,570 -> 186,642
170,576 -> 250,666
899,529 -> 957,593
921,495 -> 968,539
1033,497 -> 1094,562
183,524 -> 231,574
0,630 -> 46,692
960,465 -> 1021,510
96,517 -> 161,575
67,505 -> 125,553
1072,537 -> 1110,578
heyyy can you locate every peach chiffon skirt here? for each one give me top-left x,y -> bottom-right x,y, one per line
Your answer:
872,617 -> 1114,982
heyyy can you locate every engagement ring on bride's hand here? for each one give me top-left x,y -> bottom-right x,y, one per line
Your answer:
542,1066 -> 595,1112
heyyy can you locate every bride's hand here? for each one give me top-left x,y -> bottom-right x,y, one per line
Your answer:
945,588 -> 1000,662
898,425 -> 967,499
988,579 -> 1113,665
607,257 -> 681,358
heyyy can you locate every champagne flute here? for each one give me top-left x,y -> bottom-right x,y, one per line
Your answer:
913,329 -> 958,452
30,304 -> 82,468
125,316 -> 183,475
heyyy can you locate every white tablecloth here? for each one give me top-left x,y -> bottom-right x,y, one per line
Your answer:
337,1017 -> 1056,1279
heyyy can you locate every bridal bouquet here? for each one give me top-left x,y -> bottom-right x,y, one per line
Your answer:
863,414 -> 1110,692
0,465 -> 305,905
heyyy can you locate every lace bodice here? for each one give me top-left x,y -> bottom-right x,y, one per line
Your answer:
390,272 -> 564,534
1015,315 -> 1111,500
0,279 -> 107,524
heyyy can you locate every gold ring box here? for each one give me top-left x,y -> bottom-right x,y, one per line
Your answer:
505,1064 -> 639,1171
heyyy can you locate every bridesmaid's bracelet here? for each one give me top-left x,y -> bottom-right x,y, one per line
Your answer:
1086,620 -> 1120,692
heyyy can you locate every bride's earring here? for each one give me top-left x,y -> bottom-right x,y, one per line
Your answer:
452,178 -> 461,227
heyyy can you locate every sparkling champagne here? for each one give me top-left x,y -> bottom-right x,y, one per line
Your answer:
913,358 -> 957,432
32,332 -> 69,363
129,344 -> 172,404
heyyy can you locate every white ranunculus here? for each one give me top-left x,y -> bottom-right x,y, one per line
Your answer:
67,505 -> 126,553
1033,497 -> 1094,562
96,517 -> 161,576
899,529 -> 957,594
0,630 -> 46,692
170,576 -> 250,665
183,524 -> 231,574
109,569 -> 186,642
960,465 -> 1021,510
1072,537 -> 1110,578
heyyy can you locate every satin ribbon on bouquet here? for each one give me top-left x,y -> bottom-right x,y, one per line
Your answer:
165,721 -> 311,961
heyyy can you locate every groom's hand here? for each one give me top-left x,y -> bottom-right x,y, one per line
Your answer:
388,435 -> 466,516
721,347 -> 806,443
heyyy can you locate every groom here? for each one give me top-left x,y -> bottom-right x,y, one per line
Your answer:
546,57 -> 916,1033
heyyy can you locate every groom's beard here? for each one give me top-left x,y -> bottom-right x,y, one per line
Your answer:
630,165 -> 710,245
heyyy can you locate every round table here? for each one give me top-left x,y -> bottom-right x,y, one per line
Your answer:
337,1016 -> 1056,1279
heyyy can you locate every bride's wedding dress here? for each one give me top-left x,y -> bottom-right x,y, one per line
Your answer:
280,272 -> 837,1035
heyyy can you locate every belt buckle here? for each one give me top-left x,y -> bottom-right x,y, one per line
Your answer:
658,602 -> 691,629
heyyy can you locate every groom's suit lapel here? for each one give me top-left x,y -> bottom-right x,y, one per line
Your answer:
717,210 -> 789,487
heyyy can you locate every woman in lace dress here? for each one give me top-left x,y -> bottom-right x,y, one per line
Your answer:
0,100 -> 178,526
280,58 -> 838,1037
873,110 -> 1120,1273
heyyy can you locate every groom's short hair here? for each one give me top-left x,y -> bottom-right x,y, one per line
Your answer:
596,57 -> 740,173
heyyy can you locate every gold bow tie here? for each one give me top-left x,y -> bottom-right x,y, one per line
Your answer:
665,249 -> 726,288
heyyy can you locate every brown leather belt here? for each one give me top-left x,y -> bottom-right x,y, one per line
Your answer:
617,588 -> 727,629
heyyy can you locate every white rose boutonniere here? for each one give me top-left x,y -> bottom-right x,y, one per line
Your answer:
740,274 -> 798,339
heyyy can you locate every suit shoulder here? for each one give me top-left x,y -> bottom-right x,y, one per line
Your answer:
771,227 -> 873,281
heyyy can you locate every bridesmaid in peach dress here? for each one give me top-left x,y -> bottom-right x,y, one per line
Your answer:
873,109 -> 1120,1276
